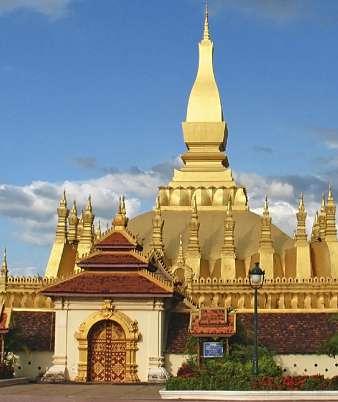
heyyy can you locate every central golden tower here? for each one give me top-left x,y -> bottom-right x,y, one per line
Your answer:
158,7 -> 247,211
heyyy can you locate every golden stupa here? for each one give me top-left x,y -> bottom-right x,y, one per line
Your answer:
1,8 -> 338,313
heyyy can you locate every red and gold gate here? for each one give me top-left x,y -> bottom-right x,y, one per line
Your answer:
87,320 -> 126,383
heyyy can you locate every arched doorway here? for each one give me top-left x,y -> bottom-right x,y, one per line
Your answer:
87,320 -> 126,383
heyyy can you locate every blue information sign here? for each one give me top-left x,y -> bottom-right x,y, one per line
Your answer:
203,342 -> 224,358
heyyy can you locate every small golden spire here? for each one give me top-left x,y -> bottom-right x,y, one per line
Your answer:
296,193 -> 307,242
113,195 -> 128,230
260,195 -> 273,247
155,195 -> 160,210
176,234 -> 185,266
59,190 -> 67,208
226,195 -> 232,216
321,193 -> 326,213
1,248 -> 7,275
121,195 -> 126,215
150,195 -> 164,252
263,195 -> 269,216
85,195 -> 92,212
328,184 -> 334,203
71,200 -> 77,215
68,200 -> 79,243
192,195 -> 198,217
187,196 -> 200,253
95,220 -> 102,239
325,184 -> 337,241
203,1 -> 210,41
311,211 -> 320,242
298,193 -> 305,212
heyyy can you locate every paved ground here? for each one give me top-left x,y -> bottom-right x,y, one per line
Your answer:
0,383 -> 163,401
0,384 -> 338,402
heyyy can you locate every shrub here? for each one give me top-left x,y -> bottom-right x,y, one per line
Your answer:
320,333 -> 338,358
252,375 -> 337,391
328,375 -> 338,390
0,352 -> 16,379
177,363 -> 197,378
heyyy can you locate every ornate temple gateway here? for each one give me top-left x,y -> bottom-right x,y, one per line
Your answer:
1,9 -> 338,383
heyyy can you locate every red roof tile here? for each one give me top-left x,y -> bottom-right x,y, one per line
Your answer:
42,271 -> 173,296
190,309 -> 236,337
96,231 -> 138,251
78,252 -> 148,268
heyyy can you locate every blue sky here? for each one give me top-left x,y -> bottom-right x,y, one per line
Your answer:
0,0 -> 338,274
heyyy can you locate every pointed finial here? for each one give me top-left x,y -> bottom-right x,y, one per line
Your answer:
155,195 -> 160,210
85,195 -> 92,212
121,195 -> 126,215
1,248 -> 7,274
298,193 -> 305,211
71,200 -> 77,214
59,189 -> 67,207
226,195 -> 232,216
203,1 -> 210,41
118,196 -> 123,213
113,195 -> 128,230
328,184 -> 334,202
193,194 -> 197,211
321,193 -> 326,212
95,220 -> 102,238
264,195 -> 269,213
176,234 -> 185,266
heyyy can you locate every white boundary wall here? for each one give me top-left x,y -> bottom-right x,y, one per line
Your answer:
166,354 -> 338,378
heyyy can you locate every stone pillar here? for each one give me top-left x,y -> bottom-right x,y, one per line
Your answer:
42,300 -> 69,383
147,300 -> 168,383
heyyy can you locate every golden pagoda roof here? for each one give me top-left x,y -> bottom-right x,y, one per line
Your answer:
128,209 -> 293,262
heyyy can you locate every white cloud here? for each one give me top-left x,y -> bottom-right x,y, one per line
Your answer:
235,172 -> 294,207
0,167 -> 168,247
0,0 -> 73,17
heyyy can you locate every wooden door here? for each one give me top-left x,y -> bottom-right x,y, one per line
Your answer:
87,320 -> 126,383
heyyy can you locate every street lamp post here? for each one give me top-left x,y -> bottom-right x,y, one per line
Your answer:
249,262 -> 265,376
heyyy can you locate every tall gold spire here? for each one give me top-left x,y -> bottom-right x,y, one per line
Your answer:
186,4 -> 222,122
203,1 -> 210,40
160,7 -> 248,211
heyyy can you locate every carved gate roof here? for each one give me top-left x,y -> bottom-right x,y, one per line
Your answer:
190,308 -> 236,337
41,270 -> 173,297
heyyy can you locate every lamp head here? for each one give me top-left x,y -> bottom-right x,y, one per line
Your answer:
249,262 -> 265,289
